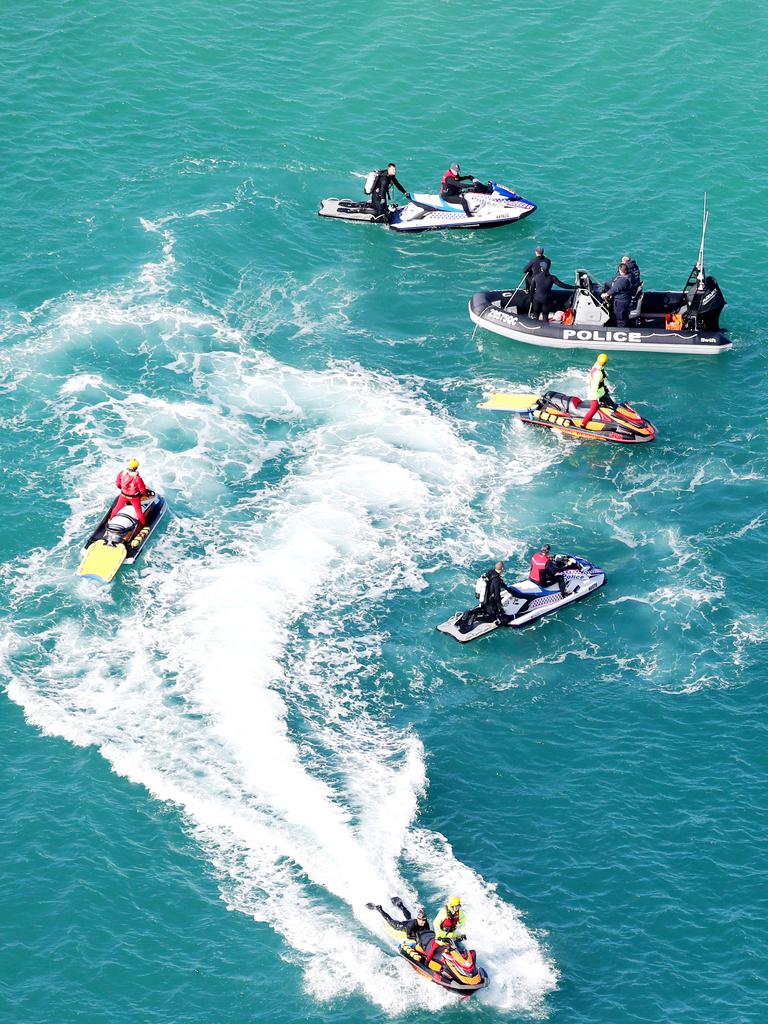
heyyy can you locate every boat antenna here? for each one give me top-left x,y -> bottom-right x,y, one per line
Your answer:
696,192 -> 708,290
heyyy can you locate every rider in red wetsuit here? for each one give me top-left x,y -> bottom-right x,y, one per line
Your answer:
440,163 -> 474,217
111,458 -> 148,526
530,544 -> 567,596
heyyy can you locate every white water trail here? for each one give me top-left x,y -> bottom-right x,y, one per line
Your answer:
0,223 -> 558,1014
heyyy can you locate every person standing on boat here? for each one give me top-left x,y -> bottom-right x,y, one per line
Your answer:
440,163 -> 475,217
580,353 -> 617,427
370,163 -> 408,222
622,255 -> 641,292
529,262 -> 572,321
523,246 -> 551,281
601,264 -> 633,326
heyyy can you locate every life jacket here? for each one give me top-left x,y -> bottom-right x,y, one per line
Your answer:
586,365 -> 606,401
665,312 -> 684,331
116,469 -> 144,496
433,906 -> 464,938
530,551 -> 550,583
562,308 -> 575,326
441,169 -> 458,189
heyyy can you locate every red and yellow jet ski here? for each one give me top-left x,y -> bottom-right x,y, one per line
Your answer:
479,389 -> 656,443
396,937 -> 489,994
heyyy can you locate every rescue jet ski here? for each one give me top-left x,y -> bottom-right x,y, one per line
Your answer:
479,390 -> 656,443
376,912 -> 489,994
469,197 -> 729,354
76,492 -> 167,583
397,937 -> 489,994
319,181 -> 536,233
437,555 -> 606,643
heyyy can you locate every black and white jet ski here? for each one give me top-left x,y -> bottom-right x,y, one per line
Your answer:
437,555 -> 606,643
76,492 -> 167,583
468,197 -> 729,354
319,181 -> 536,233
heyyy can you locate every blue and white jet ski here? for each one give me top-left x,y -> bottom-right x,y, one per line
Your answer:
437,555 -> 605,642
318,181 -> 536,233
389,181 -> 536,232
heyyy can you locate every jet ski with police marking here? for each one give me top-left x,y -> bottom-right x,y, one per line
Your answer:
319,182 -> 535,232
469,196 -> 728,354
389,180 -> 535,233
437,555 -> 606,642
76,492 -> 167,583
479,390 -> 656,443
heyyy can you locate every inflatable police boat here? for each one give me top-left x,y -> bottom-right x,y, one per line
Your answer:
76,492 -> 167,583
437,555 -> 606,643
469,199 -> 729,354
319,181 -> 536,233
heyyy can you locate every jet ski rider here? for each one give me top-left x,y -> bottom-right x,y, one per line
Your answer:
111,458 -> 148,526
368,898 -> 436,951
420,896 -> 466,964
370,163 -> 408,222
580,352 -> 617,428
530,544 -> 568,597
440,163 -> 475,218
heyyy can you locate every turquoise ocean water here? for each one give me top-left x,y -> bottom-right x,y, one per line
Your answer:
2,2 -> 766,1021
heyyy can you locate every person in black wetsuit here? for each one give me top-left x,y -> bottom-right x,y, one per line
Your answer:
523,246 -> 551,282
370,163 -> 408,222
601,264 -> 633,326
481,561 -> 514,622
529,262 -> 572,321
440,162 -> 475,217
368,898 -> 436,952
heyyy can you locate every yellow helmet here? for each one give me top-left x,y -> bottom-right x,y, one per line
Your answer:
128,458 -> 139,470
596,353 -> 608,365
447,896 -> 461,909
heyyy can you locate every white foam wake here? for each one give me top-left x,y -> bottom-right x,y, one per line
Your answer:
0,225 -> 557,1014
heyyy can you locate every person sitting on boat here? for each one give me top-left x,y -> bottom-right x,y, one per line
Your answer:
530,544 -> 568,596
370,163 -> 408,222
482,561 -> 513,622
440,163 -> 475,218
621,254 -> 641,292
601,263 -> 633,327
420,896 -> 466,964
580,353 -> 617,427
368,898 -> 436,951
111,458 -> 148,526
523,246 -> 551,295
529,262 -> 573,321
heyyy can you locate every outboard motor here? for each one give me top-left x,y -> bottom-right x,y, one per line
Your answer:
572,271 -> 609,326
687,275 -> 726,330
104,507 -> 138,547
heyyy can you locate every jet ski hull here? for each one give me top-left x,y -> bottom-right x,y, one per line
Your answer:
481,390 -> 656,443
397,943 -> 489,993
77,493 -> 167,582
437,556 -> 605,642
469,289 -> 730,354
390,183 -> 535,233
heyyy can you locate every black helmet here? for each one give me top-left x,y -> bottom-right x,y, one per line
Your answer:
449,162 -> 460,174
